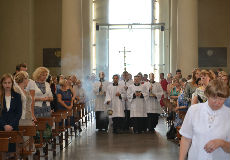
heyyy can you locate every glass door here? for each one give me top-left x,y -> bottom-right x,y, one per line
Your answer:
108,25 -> 152,80
95,24 -> 165,81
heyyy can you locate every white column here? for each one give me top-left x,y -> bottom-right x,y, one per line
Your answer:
82,0 -> 92,78
95,0 -> 110,79
159,0 -> 170,76
61,0 -> 83,77
169,0 -> 177,74
177,0 -> 198,76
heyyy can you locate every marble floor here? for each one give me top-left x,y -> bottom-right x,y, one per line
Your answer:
53,118 -> 179,160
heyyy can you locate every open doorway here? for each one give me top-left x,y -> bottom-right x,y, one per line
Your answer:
95,0 -> 166,81
109,25 -> 152,80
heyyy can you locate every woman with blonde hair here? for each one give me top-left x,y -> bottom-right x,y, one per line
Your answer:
184,68 -> 201,106
14,71 -> 35,151
220,71 -> 229,86
14,71 -> 33,125
57,79 -> 73,111
57,79 -> 75,127
66,75 -> 76,100
33,67 -> 53,118
169,78 -> 181,101
191,70 -> 214,104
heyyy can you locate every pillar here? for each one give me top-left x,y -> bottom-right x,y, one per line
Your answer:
170,0 -> 178,74
177,0 -> 198,76
61,0 -> 83,77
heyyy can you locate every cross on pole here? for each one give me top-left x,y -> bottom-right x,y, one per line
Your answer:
119,47 -> 131,71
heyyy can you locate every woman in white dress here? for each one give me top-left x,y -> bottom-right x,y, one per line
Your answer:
14,71 -> 35,151
179,80 -> 230,160
14,71 -> 33,125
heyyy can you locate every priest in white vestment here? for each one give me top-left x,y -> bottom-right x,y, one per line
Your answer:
105,75 -> 126,133
119,71 -> 134,131
144,73 -> 163,132
127,75 -> 148,133
93,72 -> 110,131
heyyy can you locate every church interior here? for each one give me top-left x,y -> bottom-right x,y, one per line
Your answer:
0,0 -> 229,159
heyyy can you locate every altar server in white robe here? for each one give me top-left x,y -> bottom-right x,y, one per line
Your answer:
127,75 -> 148,133
145,73 -> 163,132
119,71 -> 134,130
93,72 -> 110,131
105,75 -> 126,133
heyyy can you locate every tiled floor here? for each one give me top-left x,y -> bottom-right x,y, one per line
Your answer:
53,118 -> 179,160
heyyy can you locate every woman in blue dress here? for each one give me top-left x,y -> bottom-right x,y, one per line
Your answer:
57,79 -> 74,126
174,78 -> 188,127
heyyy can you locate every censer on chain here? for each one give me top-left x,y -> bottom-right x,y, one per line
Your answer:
107,109 -> 113,116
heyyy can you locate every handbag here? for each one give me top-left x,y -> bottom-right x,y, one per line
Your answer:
166,124 -> 177,139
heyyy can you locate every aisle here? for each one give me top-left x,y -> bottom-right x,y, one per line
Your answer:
54,118 -> 179,160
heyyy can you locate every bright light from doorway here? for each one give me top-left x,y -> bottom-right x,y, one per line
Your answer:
108,0 -> 154,81
109,0 -> 151,24
109,26 -> 153,80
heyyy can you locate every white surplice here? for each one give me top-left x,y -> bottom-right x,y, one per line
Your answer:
127,84 -> 148,117
93,80 -> 110,111
104,83 -> 126,117
144,81 -> 163,114
119,79 -> 134,110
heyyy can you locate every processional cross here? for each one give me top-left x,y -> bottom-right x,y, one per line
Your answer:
119,47 -> 131,71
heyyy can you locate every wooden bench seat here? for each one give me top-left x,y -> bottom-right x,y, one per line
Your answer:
19,125 -> 36,158
34,117 -> 54,159
51,111 -> 68,153
0,131 -> 24,160
0,138 -> 10,152
0,138 -> 10,160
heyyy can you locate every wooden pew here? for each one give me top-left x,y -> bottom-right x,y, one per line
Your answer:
89,99 -> 95,122
19,125 -> 36,159
0,138 -> 10,160
66,109 -> 73,139
75,103 -> 83,131
34,117 -> 54,159
80,103 -> 87,127
51,112 -> 63,156
59,110 -> 72,148
0,131 -> 24,159
163,98 -> 176,126
51,111 -> 68,152
176,110 -> 187,143
72,103 -> 82,134
86,100 -> 93,122
0,138 -> 9,151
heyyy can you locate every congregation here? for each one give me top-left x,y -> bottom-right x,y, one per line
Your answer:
0,63 -> 230,159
